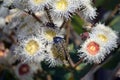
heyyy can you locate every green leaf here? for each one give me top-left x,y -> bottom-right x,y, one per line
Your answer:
95,0 -> 104,7
103,0 -> 120,10
95,0 -> 120,10
109,15 -> 120,32
71,15 -> 84,34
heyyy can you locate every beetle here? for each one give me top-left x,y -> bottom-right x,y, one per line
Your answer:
53,37 -> 68,60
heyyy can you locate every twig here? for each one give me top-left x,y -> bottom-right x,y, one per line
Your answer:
62,21 -> 75,68
65,21 -> 84,69
108,4 -> 120,18
60,20 -> 67,30
7,4 -> 44,25
111,63 -> 120,80
64,23 -> 84,68
66,53 -> 75,68
45,7 -> 53,23
74,58 -> 84,68
31,12 -> 44,24
24,10 -> 44,25
66,20 -> 71,46
65,21 -> 76,68
81,55 -> 117,79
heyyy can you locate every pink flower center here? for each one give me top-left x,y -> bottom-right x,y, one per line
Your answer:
19,64 -> 30,75
86,41 -> 100,55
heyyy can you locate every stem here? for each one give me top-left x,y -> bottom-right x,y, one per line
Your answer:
64,21 -> 76,68
64,21 -> 85,68
111,63 -> 120,80
66,20 -> 71,46
24,10 -> 44,25
45,7 -> 53,23
66,53 -> 75,68
31,12 -> 43,24
60,42 -> 75,68
60,20 -> 67,30
108,4 -> 120,18
74,58 -> 84,68
82,54 -> 118,79
8,4 -> 45,25
106,4 -> 120,24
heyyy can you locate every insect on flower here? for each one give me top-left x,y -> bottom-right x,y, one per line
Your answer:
45,22 -> 57,29
42,22 -> 64,44
53,36 -> 68,60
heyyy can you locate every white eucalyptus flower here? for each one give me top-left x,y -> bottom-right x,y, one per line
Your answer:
14,35 -> 46,63
13,0 -> 29,10
89,23 -> 118,53
17,21 -> 42,40
15,63 -> 35,80
78,23 -> 118,64
41,23 -> 64,44
28,0 -> 53,11
79,0 -> 97,20
78,38 -> 107,64
50,0 -> 81,19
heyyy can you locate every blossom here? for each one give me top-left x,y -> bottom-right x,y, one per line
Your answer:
78,23 -> 118,64
28,0 -> 53,11
14,35 -> 46,63
16,15 -> 43,40
78,38 -> 107,63
41,22 -> 64,44
50,0 -> 81,19
90,23 -> 118,53
14,63 -> 36,80
79,0 -> 97,20
13,0 -> 28,10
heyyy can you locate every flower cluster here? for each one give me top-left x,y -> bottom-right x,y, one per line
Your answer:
13,0 -> 97,20
0,0 -> 118,68
12,13 -> 66,66
78,23 -> 118,64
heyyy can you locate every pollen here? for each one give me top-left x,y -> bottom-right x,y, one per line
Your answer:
98,34 -> 108,42
33,0 -> 43,5
19,64 -> 30,75
86,41 -> 100,55
55,0 -> 68,11
25,40 -> 39,55
45,30 -> 56,41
